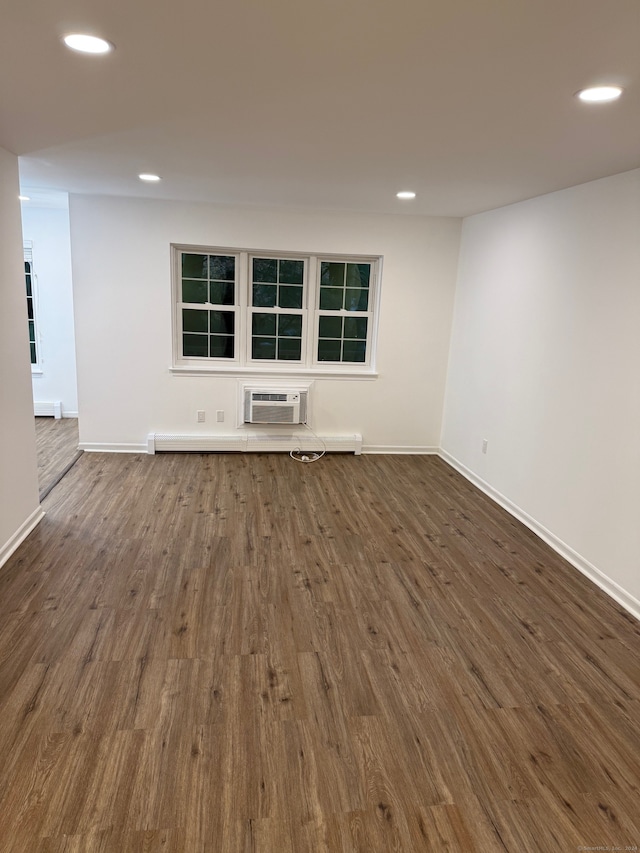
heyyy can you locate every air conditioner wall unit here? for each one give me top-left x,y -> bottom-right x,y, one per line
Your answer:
244,388 -> 308,425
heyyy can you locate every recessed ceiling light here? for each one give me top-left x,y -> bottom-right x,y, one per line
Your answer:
18,195 -> 30,201
63,34 -> 113,54
396,191 -> 416,200
577,86 -> 623,103
138,173 -> 162,182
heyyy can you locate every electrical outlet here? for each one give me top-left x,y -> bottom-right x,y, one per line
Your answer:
197,410 -> 205,423
482,438 -> 488,454
216,410 -> 224,423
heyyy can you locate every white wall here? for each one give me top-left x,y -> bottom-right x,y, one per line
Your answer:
0,147 -> 42,566
442,169 -> 640,610
21,201 -> 78,417
69,195 -> 461,451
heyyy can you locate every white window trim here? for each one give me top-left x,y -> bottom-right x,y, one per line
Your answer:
312,255 -> 377,370
24,242 -> 41,372
171,244 -> 382,378
245,252 -> 309,368
175,247 -> 241,366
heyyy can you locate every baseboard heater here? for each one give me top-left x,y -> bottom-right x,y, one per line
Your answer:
34,401 -> 62,419
148,432 -> 362,455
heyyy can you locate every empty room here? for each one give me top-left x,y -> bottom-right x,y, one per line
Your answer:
1,0 -> 639,850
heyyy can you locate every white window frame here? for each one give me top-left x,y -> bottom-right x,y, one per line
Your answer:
24,242 -> 41,372
171,244 -> 381,378
246,253 -> 309,368
312,256 -> 377,369
174,247 -> 241,365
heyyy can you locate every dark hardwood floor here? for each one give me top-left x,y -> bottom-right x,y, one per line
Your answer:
1,451 -> 638,851
35,417 -> 81,500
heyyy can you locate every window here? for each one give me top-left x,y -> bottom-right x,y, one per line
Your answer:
250,256 -> 305,362
180,252 -> 236,359
172,246 -> 380,374
24,245 -> 38,366
317,261 -> 371,363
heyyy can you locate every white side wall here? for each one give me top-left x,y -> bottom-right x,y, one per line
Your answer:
0,147 -> 42,566
21,202 -> 78,417
69,195 -> 461,451
442,169 -> 640,610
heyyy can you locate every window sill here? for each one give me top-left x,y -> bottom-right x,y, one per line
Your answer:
31,368 -> 43,376
170,365 -> 378,381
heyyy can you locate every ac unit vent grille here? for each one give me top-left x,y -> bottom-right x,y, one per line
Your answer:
253,393 -> 288,402
244,389 -> 308,425
251,405 -> 296,423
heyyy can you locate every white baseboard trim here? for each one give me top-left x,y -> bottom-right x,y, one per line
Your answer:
439,449 -> 640,623
79,443 -> 148,454
62,411 -> 78,419
363,445 -> 439,455
0,506 -> 46,570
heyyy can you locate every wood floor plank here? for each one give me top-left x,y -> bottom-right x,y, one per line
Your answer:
0,451 -> 638,851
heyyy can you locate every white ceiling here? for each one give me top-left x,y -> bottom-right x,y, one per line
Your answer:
3,0 -> 639,217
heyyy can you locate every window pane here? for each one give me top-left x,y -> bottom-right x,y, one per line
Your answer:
278,338 -> 302,360
209,281 -> 234,305
210,335 -> 234,358
279,259 -> 304,284
210,310 -> 235,334
347,263 -> 370,288
209,255 -> 235,281
345,288 -> 369,311
318,339 -> 342,361
182,253 -> 208,279
28,320 -> 35,341
252,313 -> 277,336
318,316 -> 342,338
319,287 -> 343,310
344,317 -> 368,339
182,280 -> 208,303
30,342 -> 37,364
183,333 -> 208,357
342,340 -> 367,362
253,283 -> 277,307
183,308 -> 208,333
252,337 -> 277,359
278,286 -> 303,309
321,262 -> 345,287
278,314 -> 302,337
27,300 -> 34,320
25,275 -> 32,297
253,258 -> 278,283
